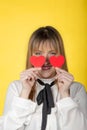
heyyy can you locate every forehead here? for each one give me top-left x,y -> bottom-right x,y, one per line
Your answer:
39,41 -> 55,50
33,40 -> 57,52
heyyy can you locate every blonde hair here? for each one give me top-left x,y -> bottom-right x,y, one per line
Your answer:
26,26 -> 68,99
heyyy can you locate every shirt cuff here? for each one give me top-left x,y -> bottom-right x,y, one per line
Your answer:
56,97 -> 78,110
12,96 -> 37,114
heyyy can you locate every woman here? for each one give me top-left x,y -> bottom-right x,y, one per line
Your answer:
0,26 -> 87,130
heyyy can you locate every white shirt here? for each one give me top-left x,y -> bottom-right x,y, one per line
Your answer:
0,78 -> 87,130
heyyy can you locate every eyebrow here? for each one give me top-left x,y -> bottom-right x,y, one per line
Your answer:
33,50 -> 42,52
33,49 -> 56,52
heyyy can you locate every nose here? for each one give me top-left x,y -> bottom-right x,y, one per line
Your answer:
44,53 -> 50,64
44,53 -> 49,60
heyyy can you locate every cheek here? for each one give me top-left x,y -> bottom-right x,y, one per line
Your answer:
51,67 -> 56,73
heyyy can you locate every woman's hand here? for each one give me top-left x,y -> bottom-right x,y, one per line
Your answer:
55,67 -> 74,99
20,68 -> 41,99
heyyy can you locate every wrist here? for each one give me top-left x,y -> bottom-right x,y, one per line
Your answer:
20,87 -> 31,99
60,90 -> 70,99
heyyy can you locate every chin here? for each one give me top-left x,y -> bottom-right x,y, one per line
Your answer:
40,74 -> 52,79
38,70 -> 56,79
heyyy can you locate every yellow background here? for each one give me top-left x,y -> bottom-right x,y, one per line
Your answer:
0,0 -> 87,115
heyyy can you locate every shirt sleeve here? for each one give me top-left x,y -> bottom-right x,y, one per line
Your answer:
0,81 -> 37,130
56,83 -> 87,130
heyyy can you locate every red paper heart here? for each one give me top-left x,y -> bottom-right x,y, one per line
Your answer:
30,56 -> 45,67
49,55 -> 65,67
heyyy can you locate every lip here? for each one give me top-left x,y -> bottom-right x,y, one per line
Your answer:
42,65 -> 52,70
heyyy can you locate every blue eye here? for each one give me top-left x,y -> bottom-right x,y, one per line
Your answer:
35,52 -> 42,55
51,52 -> 56,55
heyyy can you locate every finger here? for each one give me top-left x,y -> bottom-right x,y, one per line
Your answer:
20,71 -> 38,78
58,75 -> 74,83
58,73 -> 74,80
54,73 -> 74,81
20,75 -> 29,81
55,67 -> 68,74
27,75 -> 35,81
20,68 -> 41,75
55,68 -> 73,77
30,72 -> 39,79
34,71 -> 40,79
21,73 -> 35,81
54,75 -> 58,80
26,67 -> 41,72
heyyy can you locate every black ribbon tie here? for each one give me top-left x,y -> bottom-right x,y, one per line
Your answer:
36,79 -> 55,130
